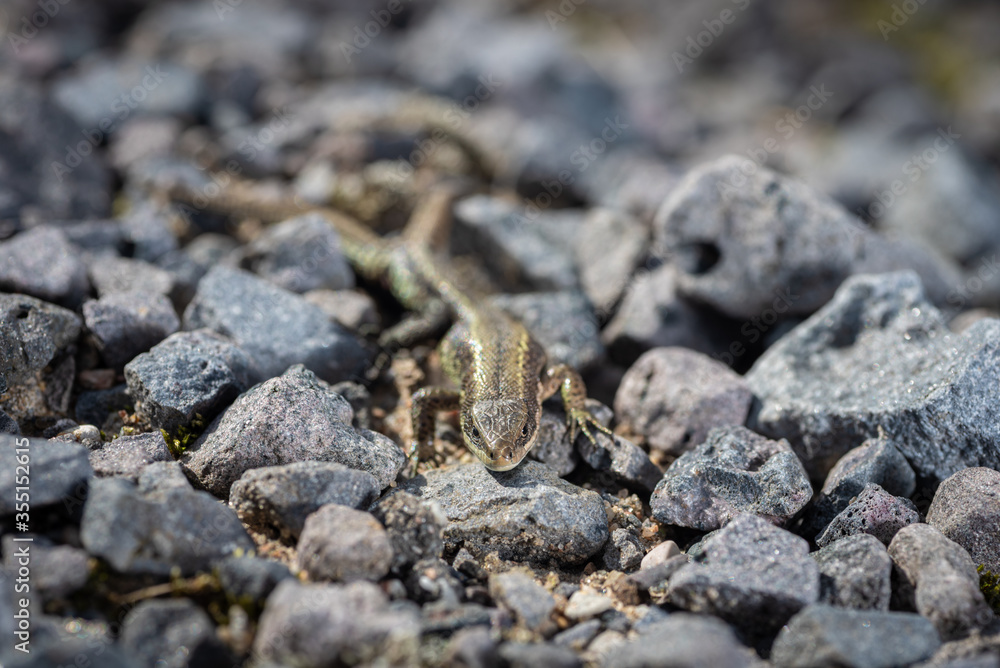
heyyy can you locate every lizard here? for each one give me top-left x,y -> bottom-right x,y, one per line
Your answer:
156,171 -> 611,471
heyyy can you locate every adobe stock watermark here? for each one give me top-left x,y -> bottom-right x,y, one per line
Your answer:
854,126 -> 960,223
877,0 -> 929,40
945,253 -> 1000,312
338,0 -> 414,63
672,0 -> 752,73
546,0 -> 587,30
50,65 -> 172,182
4,0 -> 72,54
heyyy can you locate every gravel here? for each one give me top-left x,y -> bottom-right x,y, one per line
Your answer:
82,291 -> 180,370
489,570 -> 557,631
370,490 -> 447,574
615,347 -> 752,456
815,483 -> 920,547
296,504 -> 394,582
927,467 -> 1000,574
87,256 -> 176,300
88,431 -> 173,482
812,534 -> 893,610
0,435 -> 92,515
651,425 -> 812,530
0,226 -> 90,308
610,613 -> 753,668
120,598 -> 232,668
1,536 -> 90,601
182,365 -> 405,496
216,555 -> 294,605
573,208 -> 648,314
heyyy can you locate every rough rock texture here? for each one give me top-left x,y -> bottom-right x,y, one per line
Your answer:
493,291 -> 603,370
296,504 -> 393,582
651,426 -> 812,531
370,490 -> 447,573
216,555 -> 293,605
87,256 -> 176,299
668,514 -> 820,634
528,408 -> 580,476
573,208 -> 648,315
304,288 -> 380,332
183,365 -> 405,496
603,528 -> 644,571
654,155 -> 957,318
0,436 -> 92,515
888,523 -> 995,640
490,570 -> 556,631
120,598 -> 233,668
253,580 -> 420,666
610,613 -> 752,668
80,477 -> 254,575
816,483 -> 920,547
124,329 -> 255,433
183,265 -> 370,383
229,461 -> 381,539
927,467 -> 1000,574
615,348 -> 752,456
812,534 -> 893,610
0,410 -> 17,435
83,291 -> 180,369
397,461 -> 609,566
771,604 -> 941,668
746,271 -> 1000,481
804,436 -> 917,538
0,227 -> 90,307
569,401 -> 661,493
88,432 -> 173,482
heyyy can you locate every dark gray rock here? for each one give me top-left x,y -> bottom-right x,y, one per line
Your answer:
573,208 -> 648,315
615,348 -> 752,457
83,291 -> 180,370
927,467 -> 1000,574
889,523 -> 995,640
492,291 -> 603,370
121,200 -> 181,262
489,570 -> 556,631
813,534 -> 893,610
0,436 -> 92,515
253,580 -> 420,665
183,265 -> 370,383
74,384 -> 132,428
80,477 -> 253,576
446,626 -> 501,667
370,490 -> 446,574
611,612 -> 751,668
553,618 -> 602,652
655,155 -> 956,319
87,256 -> 176,299
124,329 -> 255,433
398,461 -> 609,566
297,504 -> 393,582
652,426 -> 812,531
0,409 -> 18,434
746,272 -> 1000,481
183,365 -> 405,496
772,604 -> 941,668
0,227 -> 90,307
406,558 -> 465,605
572,401 -> 661,494
576,151 -> 684,225
89,432 -> 173,482
602,264 -> 725,366
500,642 -> 581,668
1,536 -> 89,601
61,220 -> 127,256
137,460 -> 192,493
120,598 -> 232,668
216,555 -> 293,604
805,436 -> 917,538
230,461 -> 381,539
527,409 -> 580,476
603,528 -> 644,572
238,213 -> 354,293
668,514 -> 819,634
1,293 -> 81,420
816,483 -> 920,547
304,289 -> 380,333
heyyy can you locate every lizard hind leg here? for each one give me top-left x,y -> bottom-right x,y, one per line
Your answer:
409,387 -> 462,468
540,364 -> 614,444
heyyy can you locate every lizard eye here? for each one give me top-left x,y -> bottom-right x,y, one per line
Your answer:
520,424 -> 529,437
470,426 -> 481,441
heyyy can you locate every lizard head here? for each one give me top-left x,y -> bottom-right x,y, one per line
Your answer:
464,398 -> 540,471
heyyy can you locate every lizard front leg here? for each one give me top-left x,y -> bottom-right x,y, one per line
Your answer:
410,386 -> 462,466
540,365 -> 613,443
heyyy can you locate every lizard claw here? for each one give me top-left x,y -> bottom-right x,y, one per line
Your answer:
566,407 -> 613,444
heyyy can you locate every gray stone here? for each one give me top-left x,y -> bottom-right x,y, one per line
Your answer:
492,291 -> 603,370
668,514 -> 819,634
889,523 -> 995,640
397,461 -> 608,566
89,432 -> 173,482
805,436 -> 917,538
304,289 -> 380,333
253,580 -> 420,665
927,467 -> 1000,574
61,220 -> 127,256
370,490 -> 446,573
83,291 -> 180,369
772,604 -> 941,668
74,384 -> 132,428
87,256 -> 176,300
652,426 -> 812,531
746,272 -> 1000,481
500,642 -> 582,668
120,598 -> 232,668
602,264 -> 724,366
654,155 -> 956,319
1,537 -> 89,601
553,618 -> 602,652
125,329 -> 255,433
0,227 -> 90,307
216,555 -> 293,604
610,613 -> 752,668
0,436 -> 92,515
573,208 -> 648,315
615,348 -> 752,457
446,626 -> 500,668
183,265 -> 370,383
489,570 -> 556,631
573,401 -> 661,494
183,365 -> 404,496
239,213 -> 354,293
229,461 -> 381,539
1,293 -> 81,421
121,200 -> 180,262
603,528 -> 644,572
80,477 -> 253,575
296,504 -> 393,582
816,483 -> 920,547
576,151 -> 684,225
137,460 -> 192,493
565,591 -> 614,620
813,534 -> 893,610
527,409 -> 580,476
0,409 -> 18,434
